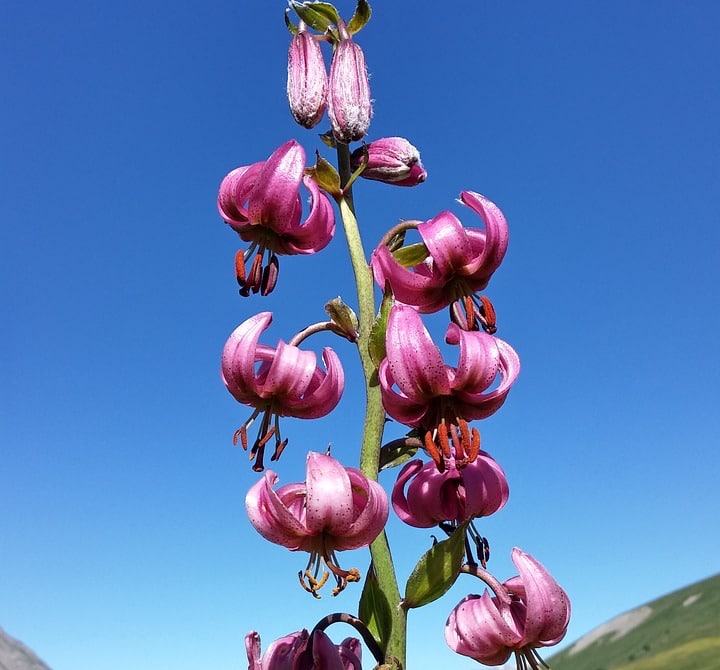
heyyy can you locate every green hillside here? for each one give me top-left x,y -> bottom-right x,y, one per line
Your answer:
548,573 -> 720,670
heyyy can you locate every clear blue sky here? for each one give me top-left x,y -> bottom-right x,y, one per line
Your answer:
2,1 -> 719,668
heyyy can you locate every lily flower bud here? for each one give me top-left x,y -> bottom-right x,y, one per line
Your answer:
287,23 -> 328,129
328,22 -> 371,143
351,137 -> 427,186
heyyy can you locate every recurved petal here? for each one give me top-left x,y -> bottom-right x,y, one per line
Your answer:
245,470 -> 309,549
259,340 -> 317,400
446,325 -> 501,393
418,210 -> 474,277
282,347 -> 344,419
259,630 -> 309,670
511,548 -> 571,647
245,631 -> 262,670
445,592 -> 521,663
370,245 -> 444,312
378,359 -> 432,427
461,451 -> 510,519
459,191 -> 509,279
385,304 -> 451,400
337,636 -> 363,670
221,312 -> 273,403
451,337 -> 520,420
307,631 -> 358,670
303,452 -> 354,535
217,162 -> 264,227
391,459 -> 432,527
334,470 -> 388,550
278,175 -> 335,255
248,140 -> 305,230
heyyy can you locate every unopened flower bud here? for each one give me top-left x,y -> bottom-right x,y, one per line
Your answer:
328,23 -> 371,143
351,137 -> 427,186
287,23 -> 328,129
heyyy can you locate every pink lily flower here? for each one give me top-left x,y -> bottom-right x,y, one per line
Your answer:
246,629 -> 362,670
222,312 -> 344,471
371,191 -> 508,315
379,304 -> 520,438
445,548 -> 571,668
391,449 -> 509,528
245,452 -> 389,597
218,140 -> 335,295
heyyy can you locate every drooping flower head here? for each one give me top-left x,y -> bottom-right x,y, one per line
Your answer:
246,452 -> 389,597
379,304 -> 520,457
246,628 -> 362,670
222,312 -> 344,471
392,449 -> 509,528
445,548 -> 571,669
328,21 -> 372,143
287,22 -> 328,129
371,192 -> 508,327
350,137 -> 427,187
218,140 -> 335,295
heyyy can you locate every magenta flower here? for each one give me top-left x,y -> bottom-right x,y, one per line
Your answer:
445,548 -> 571,668
287,23 -> 328,129
218,140 -> 335,295
379,304 -> 520,440
245,452 -> 389,597
350,137 -> 426,187
222,312 -> 344,471
371,191 -> 508,316
246,629 -> 362,670
328,22 -> 371,143
392,449 -> 509,528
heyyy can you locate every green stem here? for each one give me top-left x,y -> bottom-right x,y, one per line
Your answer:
336,143 -> 407,668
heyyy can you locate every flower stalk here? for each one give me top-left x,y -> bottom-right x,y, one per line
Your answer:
335,141 -> 406,667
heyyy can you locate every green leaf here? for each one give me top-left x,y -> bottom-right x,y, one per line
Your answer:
368,288 -> 393,368
347,0 -> 372,34
379,439 -> 418,471
290,1 -> 340,33
284,9 -> 298,35
392,242 -> 428,268
403,522 -> 469,609
359,563 -> 391,654
306,153 -> 341,197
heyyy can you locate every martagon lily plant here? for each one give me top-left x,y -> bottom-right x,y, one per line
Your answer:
216,2 -> 571,669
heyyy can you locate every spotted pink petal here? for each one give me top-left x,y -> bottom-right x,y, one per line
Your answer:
445,592 -> 522,665
304,452 -> 354,535
510,548 -> 572,647
384,304 -> 451,399
245,471 -> 309,550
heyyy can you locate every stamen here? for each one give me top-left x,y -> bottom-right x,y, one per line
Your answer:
248,253 -> 263,293
476,295 -> 498,334
451,422 -> 466,462
260,253 -> 279,296
437,420 -> 452,460
469,426 -> 481,462
424,430 -> 444,470
234,249 -> 246,285
464,295 -> 475,330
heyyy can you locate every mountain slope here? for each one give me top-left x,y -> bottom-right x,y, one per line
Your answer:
548,572 -> 720,670
0,628 -> 52,670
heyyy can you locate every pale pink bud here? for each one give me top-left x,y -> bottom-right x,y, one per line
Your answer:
287,24 -> 328,129
350,137 -> 427,186
328,25 -> 371,143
